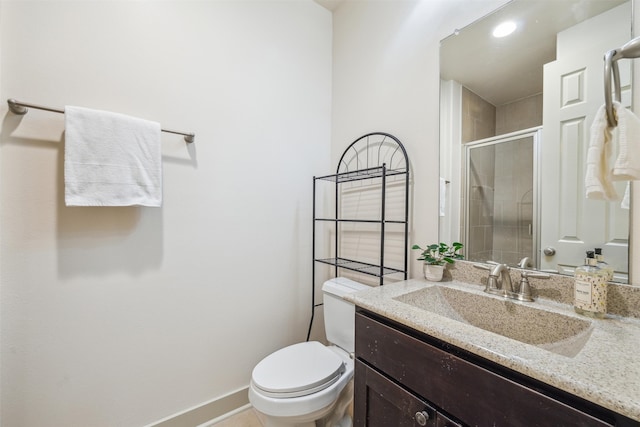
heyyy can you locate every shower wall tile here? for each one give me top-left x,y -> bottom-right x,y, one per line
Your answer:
494,177 -> 516,202
462,87 -> 496,143
494,227 -> 518,252
495,93 -> 543,135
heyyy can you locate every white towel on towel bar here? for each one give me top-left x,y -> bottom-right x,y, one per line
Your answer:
585,103 -> 618,200
64,106 -> 162,207
612,101 -> 640,181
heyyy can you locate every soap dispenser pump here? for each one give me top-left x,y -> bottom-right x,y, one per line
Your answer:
574,251 -> 607,318
594,247 -> 614,282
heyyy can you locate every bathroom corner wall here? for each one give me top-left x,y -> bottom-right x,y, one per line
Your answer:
461,87 -> 496,143
331,0 -> 510,280
0,2 -> 331,426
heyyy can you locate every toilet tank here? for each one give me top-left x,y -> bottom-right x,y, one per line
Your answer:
322,277 -> 369,353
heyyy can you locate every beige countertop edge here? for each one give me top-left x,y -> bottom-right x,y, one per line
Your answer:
345,279 -> 640,422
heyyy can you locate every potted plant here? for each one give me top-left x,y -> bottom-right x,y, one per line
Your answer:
412,242 -> 464,281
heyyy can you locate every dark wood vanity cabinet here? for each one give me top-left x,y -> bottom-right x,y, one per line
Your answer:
355,359 -> 461,427
354,309 -> 639,427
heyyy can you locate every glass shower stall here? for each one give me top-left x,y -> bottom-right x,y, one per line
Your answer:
463,128 -> 541,268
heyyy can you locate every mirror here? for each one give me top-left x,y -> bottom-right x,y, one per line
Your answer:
439,0 -> 632,283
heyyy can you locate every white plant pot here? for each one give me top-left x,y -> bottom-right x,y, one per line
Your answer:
423,264 -> 445,282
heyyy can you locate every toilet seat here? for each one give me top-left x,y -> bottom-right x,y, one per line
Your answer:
251,341 -> 345,398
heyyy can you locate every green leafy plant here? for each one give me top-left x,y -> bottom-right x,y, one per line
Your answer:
412,242 -> 464,266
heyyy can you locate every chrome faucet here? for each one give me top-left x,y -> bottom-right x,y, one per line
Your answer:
488,263 -> 514,297
473,262 -> 513,296
518,257 -> 532,268
473,262 -> 550,302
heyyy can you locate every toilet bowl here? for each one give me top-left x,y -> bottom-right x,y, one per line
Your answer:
248,277 -> 368,427
249,342 -> 353,427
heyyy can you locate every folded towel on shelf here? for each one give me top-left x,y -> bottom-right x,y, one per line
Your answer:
612,101 -> 640,181
64,106 -> 162,207
585,103 -> 618,200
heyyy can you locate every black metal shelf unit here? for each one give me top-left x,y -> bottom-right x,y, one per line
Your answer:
308,133 -> 409,340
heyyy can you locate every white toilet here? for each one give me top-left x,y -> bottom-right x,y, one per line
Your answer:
248,277 -> 368,427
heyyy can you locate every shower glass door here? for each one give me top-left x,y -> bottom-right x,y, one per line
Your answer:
464,128 -> 540,267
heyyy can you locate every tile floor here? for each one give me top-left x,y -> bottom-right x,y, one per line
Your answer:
212,403 -> 354,426
212,408 -> 262,427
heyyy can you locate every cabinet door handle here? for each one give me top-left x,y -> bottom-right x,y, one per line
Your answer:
415,410 -> 430,426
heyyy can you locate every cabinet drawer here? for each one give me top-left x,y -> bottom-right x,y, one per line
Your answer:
355,312 -> 614,427
355,359 -> 438,427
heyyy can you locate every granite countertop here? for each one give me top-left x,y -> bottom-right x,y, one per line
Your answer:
345,279 -> 640,422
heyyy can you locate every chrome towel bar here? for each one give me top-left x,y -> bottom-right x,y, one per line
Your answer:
6,98 -> 195,143
604,36 -> 640,127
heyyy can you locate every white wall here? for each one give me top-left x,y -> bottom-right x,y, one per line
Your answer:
0,1 -> 331,426
331,0 -> 509,277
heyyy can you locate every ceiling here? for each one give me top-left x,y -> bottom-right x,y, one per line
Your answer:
440,0 -> 628,106
313,0 -> 344,11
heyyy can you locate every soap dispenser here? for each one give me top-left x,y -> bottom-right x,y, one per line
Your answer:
574,251 -> 607,318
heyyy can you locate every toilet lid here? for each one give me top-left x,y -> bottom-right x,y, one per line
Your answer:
252,341 -> 345,398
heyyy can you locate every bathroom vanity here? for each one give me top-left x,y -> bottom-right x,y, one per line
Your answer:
348,279 -> 640,427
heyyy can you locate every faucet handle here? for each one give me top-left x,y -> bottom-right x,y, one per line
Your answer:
473,263 -> 500,293
472,263 -> 492,271
522,271 -> 551,280
515,270 -> 550,302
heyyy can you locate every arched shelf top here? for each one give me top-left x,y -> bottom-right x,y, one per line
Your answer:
336,132 -> 409,179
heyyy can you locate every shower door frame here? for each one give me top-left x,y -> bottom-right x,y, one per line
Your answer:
462,127 -> 542,268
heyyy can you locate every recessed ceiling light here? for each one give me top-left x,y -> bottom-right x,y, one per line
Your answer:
493,21 -> 517,38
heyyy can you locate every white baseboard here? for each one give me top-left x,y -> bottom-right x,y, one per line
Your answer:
196,403 -> 254,427
145,386 -> 250,427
